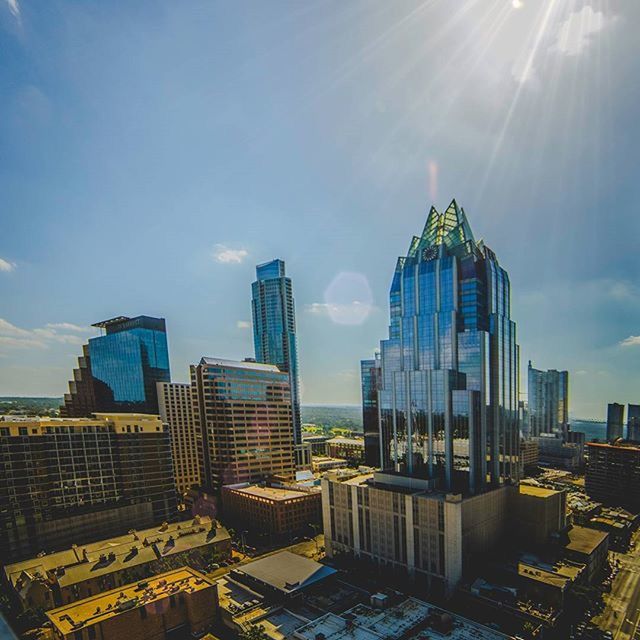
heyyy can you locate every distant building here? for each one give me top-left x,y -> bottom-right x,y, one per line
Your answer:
0,414 -> 177,561
191,357 -> 295,493
301,433 -> 330,456
360,355 -> 381,468
326,436 -> 365,465
61,316 -> 170,417
533,433 -> 583,470
295,442 -> 313,471
527,361 -> 569,437
519,439 -> 539,474
252,259 -> 302,444
627,404 -> 640,442
586,441 -> 640,510
46,567 -> 217,640
157,382 -> 201,495
221,484 -> 321,541
4,516 -> 229,611
606,403 -> 625,442
312,456 -> 349,472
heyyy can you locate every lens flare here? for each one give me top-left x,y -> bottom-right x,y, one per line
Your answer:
323,272 -> 374,326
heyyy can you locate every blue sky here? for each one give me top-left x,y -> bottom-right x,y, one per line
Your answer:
1,0 -> 639,418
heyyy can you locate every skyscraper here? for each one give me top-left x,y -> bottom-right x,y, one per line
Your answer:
0,414 -> 176,561
190,357 -> 296,493
365,199 -> 520,492
251,259 -> 301,444
606,403 -> 625,442
527,362 -> 569,436
61,316 -> 170,417
361,354 -> 382,467
627,404 -> 640,442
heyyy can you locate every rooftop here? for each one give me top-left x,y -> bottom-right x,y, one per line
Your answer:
231,551 -> 337,595
199,357 -> 282,373
223,484 -> 316,502
46,567 -> 214,634
565,525 -> 608,555
519,484 -> 561,499
294,596 -> 512,640
325,437 -> 365,446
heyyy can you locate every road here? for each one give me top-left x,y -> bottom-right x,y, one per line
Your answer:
593,532 -> 640,639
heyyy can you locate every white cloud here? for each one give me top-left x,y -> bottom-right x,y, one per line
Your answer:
620,336 -> 640,348
236,320 -> 251,329
305,300 -> 375,326
553,6 -> 610,57
0,318 -> 89,351
45,322 -> 92,333
0,257 -> 16,273
213,244 -> 248,264
6,0 -> 20,19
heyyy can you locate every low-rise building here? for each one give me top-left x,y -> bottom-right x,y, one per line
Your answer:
586,441 -> 640,510
325,437 -> 365,465
312,456 -> 348,472
5,516 -> 230,611
585,507 -> 639,550
534,434 -> 582,470
221,484 -> 321,541
563,525 -> 609,583
519,439 -> 539,474
295,443 -> 313,471
301,434 -> 330,456
46,567 -> 217,640
514,484 -> 567,546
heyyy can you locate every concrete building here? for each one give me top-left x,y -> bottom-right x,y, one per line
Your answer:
514,485 -> 567,546
534,433 -> 583,470
221,484 -> 321,540
323,472 -> 513,597
527,362 -> 569,437
606,403 -> 625,442
46,567 -> 217,640
294,442 -> 313,471
312,456 -> 349,472
0,414 -> 177,561
628,404 -> 640,442
4,516 -> 230,611
519,439 -> 539,474
301,434 -> 330,456
563,525 -> 609,583
191,357 -> 296,493
157,382 -> 201,495
586,441 -> 640,510
326,437 -> 365,465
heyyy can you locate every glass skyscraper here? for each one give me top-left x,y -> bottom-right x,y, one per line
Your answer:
251,259 -> 301,444
527,361 -> 569,437
365,199 -> 520,493
61,315 -> 170,416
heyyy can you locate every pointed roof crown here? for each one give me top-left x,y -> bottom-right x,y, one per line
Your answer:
417,199 -> 475,252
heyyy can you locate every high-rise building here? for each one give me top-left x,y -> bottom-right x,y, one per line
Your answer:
61,316 -> 170,417
361,354 -> 382,467
627,404 -> 640,442
606,403 -> 625,442
361,199 -> 520,492
157,382 -> 201,495
527,362 -> 569,437
586,441 -> 640,510
190,357 -> 295,493
326,200 -> 521,595
251,259 -> 302,444
0,414 -> 177,561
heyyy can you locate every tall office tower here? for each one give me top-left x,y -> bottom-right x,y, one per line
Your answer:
362,199 -> 520,492
0,414 -> 177,561
190,357 -> 296,493
157,382 -> 201,495
61,316 -> 170,417
324,200 -> 520,595
606,403 -> 625,442
361,354 -> 382,467
627,404 -> 640,442
251,259 -> 302,444
527,361 -> 569,437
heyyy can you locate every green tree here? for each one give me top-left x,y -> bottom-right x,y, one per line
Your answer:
240,624 -> 269,640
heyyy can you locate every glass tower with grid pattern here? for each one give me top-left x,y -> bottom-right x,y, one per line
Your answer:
364,199 -> 520,493
251,259 -> 301,444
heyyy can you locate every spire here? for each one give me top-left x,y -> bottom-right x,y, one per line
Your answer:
415,198 -> 475,254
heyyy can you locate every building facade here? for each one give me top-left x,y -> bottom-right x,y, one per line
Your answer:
191,358 -> 295,493
46,567 -> 217,640
606,403 -> 625,442
586,441 -> 640,510
527,362 -> 569,437
0,414 -> 177,561
627,404 -> 640,442
361,355 -> 382,467
157,382 -> 201,495
251,259 -> 302,444
62,316 -> 170,417
326,436 -> 365,465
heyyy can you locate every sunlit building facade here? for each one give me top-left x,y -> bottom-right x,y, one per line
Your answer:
61,316 -> 170,417
361,354 -> 382,467
251,259 -> 302,444
527,362 -> 569,436
365,200 -> 520,492
627,404 -> 640,442
606,402 -> 625,442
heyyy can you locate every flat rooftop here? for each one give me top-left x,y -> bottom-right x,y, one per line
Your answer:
224,485 -> 316,502
46,567 -> 214,635
231,551 -> 337,595
519,484 -> 560,498
565,525 -> 608,555
325,437 -> 365,446
294,597 -> 512,640
199,357 -> 282,373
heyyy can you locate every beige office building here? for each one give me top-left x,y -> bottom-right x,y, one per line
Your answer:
157,381 -> 201,494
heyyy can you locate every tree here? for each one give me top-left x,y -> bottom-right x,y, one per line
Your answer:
240,624 -> 269,640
